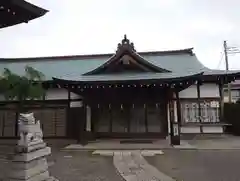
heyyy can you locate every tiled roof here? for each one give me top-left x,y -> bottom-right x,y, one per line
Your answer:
0,49 -> 209,80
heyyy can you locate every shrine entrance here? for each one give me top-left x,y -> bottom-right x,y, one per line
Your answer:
92,102 -> 168,139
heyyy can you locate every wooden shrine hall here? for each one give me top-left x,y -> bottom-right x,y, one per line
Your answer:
1,35 -> 240,145
52,35 -> 240,144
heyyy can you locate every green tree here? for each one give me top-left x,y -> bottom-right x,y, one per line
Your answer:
0,66 -> 45,111
0,66 -> 45,135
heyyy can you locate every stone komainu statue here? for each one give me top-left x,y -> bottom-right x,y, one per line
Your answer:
18,112 -> 43,148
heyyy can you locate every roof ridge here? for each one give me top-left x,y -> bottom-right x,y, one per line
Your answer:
0,48 -> 194,62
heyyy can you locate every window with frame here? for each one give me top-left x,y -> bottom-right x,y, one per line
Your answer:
181,100 -> 220,123
231,90 -> 240,99
200,101 -> 220,123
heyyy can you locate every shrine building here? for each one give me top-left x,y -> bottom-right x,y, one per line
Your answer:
0,35 -> 240,143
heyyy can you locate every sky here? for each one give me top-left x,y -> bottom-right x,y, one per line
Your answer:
1,0 -> 240,70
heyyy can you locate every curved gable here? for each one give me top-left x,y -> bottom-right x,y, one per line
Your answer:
83,35 -> 171,75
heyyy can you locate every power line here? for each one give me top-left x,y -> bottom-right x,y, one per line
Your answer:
226,43 -> 240,55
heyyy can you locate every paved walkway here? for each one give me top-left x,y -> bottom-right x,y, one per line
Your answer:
64,135 -> 240,150
113,151 -> 175,181
92,150 -> 164,156
64,139 -> 172,150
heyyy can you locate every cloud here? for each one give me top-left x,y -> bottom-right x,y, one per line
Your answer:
1,0 -> 240,70
189,19 -> 235,36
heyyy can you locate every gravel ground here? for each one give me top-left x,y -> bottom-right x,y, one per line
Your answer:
146,150 -> 240,181
0,146 -> 124,181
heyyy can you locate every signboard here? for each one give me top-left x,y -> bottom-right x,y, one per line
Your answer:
210,101 -> 219,108
173,124 -> 179,136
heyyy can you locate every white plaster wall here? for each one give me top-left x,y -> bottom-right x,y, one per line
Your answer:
45,88 -> 81,100
181,126 -> 201,133
70,92 -> 81,100
181,126 -> 224,133
202,126 -> 224,133
70,101 -> 83,108
179,83 -> 219,98
0,88 -> 81,101
179,85 -> 197,98
45,89 -> 68,100
200,84 -> 219,98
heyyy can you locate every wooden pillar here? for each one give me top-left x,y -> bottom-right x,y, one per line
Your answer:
169,90 -> 180,145
41,91 -> 46,137
163,101 -> 169,136
127,104 -> 131,133
197,81 -> 203,133
77,101 -> 87,145
109,104 -> 112,133
144,104 -> 148,133
169,99 -> 174,136
2,111 -> 5,136
66,88 -> 71,138
15,111 -> 18,137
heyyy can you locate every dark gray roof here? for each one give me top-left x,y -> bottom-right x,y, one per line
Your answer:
0,47 -> 239,81
0,49 -> 208,80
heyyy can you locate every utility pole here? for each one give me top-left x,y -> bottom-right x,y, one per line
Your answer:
224,40 -> 232,103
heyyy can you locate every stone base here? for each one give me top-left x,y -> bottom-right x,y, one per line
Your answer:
9,170 -> 49,181
10,157 -> 48,172
13,147 -> 51,162
10,159 -> 49,180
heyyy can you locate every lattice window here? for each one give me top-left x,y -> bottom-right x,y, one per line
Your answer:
200,101 -> 220,123
181,102 -> 199,123
181,100 -> 220,123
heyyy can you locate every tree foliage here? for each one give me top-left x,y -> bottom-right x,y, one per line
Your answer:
0,66 -> 45,112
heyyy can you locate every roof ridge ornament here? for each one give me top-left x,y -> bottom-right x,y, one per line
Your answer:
116,34 -> 136,53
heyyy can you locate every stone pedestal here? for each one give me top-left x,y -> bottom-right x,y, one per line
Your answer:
7,113 -> 58,181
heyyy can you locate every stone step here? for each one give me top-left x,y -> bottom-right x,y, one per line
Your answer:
10,161 -> 49,180
11,157 -> 48,170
